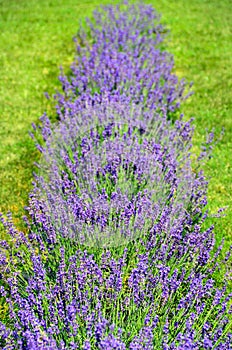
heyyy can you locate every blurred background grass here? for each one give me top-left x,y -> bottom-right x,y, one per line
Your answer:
0,0 -> 231,256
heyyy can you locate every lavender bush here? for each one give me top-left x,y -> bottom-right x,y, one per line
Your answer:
44,1 -> 192,123
0,193 -> 231,349
29,100 -> 197,249
0,1 -> 231,349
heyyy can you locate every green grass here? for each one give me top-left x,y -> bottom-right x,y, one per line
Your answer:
0,0 -> 231,257
0,0 -> 111,231
151,0 -> 232,254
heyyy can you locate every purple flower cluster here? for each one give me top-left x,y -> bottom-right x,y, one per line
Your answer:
0,210 -> 231,349
29,101 -> 198,250
0,1 -> 231,349
41,1 -> 192,128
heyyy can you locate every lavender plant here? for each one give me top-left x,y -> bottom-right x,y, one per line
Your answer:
0,204 -> 231,349
30,100 -> 196,249
44,1 -> 192,123
0,1 -> 231,349
1,98 -> 231,348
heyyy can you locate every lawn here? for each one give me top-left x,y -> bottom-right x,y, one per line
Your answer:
0,0 -> 231,254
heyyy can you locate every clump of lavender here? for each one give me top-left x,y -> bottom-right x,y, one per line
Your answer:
0,1 -> 231,349
33,0 -> 194,171
0,208 -> 231,349
43,1 -> 192,124
1,99 -> 231,349
30,100 -> 197,249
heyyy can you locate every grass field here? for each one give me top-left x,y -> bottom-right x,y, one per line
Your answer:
0,0 -> 231,258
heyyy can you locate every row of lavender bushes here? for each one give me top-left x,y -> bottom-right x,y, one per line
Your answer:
0,1 -> 231,349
